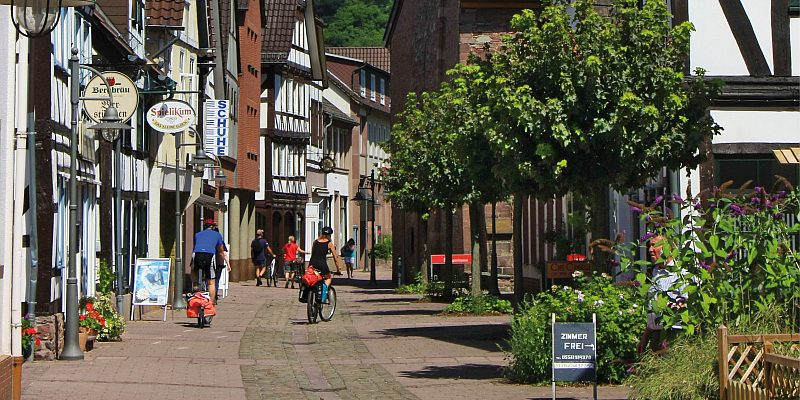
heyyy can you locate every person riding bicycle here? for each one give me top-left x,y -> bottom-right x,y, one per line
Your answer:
193,219 -> 227,301
308,227 -> 341,303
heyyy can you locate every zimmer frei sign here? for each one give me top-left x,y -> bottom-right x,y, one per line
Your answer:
551,313 -> 598,400
83,71 -> 139,123
146,100 -> 196,134
204,100 -> 229,156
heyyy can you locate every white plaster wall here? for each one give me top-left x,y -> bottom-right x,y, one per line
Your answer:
323,82 -> 353,120
0,13 -> 17,356
326,171 -> 349,197
710,110 -> 800,144
690,1 -> 776,76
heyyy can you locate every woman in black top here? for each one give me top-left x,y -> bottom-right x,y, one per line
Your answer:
309,227 -> 341,300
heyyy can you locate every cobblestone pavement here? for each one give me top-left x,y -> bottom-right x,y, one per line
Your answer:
21,264 -> 630,400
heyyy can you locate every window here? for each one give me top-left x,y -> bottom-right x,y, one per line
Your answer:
716,156 -> 799,191
370,75 -> 376,101
380,78 -> 385,105
179,49 -> 185,73
360,70 -> 366,97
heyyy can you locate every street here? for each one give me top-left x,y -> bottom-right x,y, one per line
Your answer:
21,264 -> 629,400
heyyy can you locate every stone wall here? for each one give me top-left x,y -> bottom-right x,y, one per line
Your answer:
34,313 -> 63,361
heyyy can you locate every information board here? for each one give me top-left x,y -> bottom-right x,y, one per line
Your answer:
131,258 -> 172,306
552,315 -> 597,382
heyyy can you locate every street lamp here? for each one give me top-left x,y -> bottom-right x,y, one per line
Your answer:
0,0 -> 95,38
172,131 -> 215,310
62,48 -> 132,360
352,169 -> 379,286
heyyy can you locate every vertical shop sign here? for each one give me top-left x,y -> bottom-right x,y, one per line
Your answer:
205,100 -> 229,156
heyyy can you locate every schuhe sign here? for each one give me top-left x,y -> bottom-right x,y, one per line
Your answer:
146,100 -> 196,133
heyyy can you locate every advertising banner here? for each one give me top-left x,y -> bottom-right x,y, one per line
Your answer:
205,100 -> 229,156
131,258 -> 172,306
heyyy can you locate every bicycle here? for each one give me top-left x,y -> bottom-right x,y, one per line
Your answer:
264,258 -> 278,287
305,275 -> 337,324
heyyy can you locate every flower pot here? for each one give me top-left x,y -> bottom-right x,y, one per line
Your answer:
79,331 -> 88,351
79,327 -> 98,337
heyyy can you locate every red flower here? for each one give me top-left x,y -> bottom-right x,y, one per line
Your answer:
85,303 -> 94,312
35,338 -> 41,346
99,317 -> 106,326
80,315 -> 86,320
90,311 -> 100,319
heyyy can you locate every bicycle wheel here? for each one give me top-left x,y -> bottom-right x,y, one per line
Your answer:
306,286 -> 318,324
319,286 -> 336,321
198,307 -> 205,329
271,265 -> 278,287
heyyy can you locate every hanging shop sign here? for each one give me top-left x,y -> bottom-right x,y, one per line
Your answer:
204,99 -> 229,156
146,100 -> 197,133
82,71 -> 139,123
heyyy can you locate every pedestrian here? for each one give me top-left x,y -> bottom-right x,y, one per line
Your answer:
636,234 -> 689,355
251,229 -> 275,286
213,229 -> 230,304
308,227 -> 341,303
341,238 -> 355,279
282,235 -> 308,289
192,219 -> 227,302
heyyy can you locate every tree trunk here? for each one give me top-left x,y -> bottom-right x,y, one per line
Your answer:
513,192 -> 524,310
420,216 -> 429,285
469,202 -> 482,296
488,202 -> 501,295
444,204 -> 454,299
590,186 -> 611,274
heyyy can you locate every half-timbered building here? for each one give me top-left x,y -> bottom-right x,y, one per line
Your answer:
259,0 -> 326,262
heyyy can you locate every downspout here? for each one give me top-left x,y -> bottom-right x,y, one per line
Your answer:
210,0 -> 225,98
25,113 -> 38,361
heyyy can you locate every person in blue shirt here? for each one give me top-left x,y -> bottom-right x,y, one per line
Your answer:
193,219 -> 226,299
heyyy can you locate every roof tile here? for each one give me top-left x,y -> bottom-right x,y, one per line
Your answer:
146,0 -> 185,27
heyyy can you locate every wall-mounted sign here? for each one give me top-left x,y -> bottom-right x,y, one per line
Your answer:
146,100 -> 196,133
83,71 -> 139,123
204,100 -> 229,156
430,254 -> 473,264
547,261 -> 592,279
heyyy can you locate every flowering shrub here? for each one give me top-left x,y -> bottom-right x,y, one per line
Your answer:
508,272 -> 646,383
618,182 -> 800,336
94,293 -> 126,341
80,301 -> 105,333
21,315 -> 40,351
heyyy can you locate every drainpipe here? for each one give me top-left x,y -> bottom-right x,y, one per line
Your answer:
25,113 -> 39,361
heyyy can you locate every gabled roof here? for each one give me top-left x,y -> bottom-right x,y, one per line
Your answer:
326,53 -> 390,115
145,0 -> 185,27
326,47 -> 390,73
323,98 -> 357,125
262,0 -> 297,63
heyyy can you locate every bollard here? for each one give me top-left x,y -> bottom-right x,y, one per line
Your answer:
397,257 -> 403,289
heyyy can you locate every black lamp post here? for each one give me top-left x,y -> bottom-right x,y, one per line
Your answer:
352,169 -> 379,286
62,48 -> 133,360
1,0 -> 95,38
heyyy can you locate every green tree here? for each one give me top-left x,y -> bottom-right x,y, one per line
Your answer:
386,87 -> 476,298
460,0 -> 722,292
318,0 -> 392,47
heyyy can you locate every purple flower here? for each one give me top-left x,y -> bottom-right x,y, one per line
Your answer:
754,186 -> 763,193
713,186 -> 719,192
651,196 -> 663,207
694,202 -> 702,210
577,293 -> 585,302
771,194 -> 779,202
593,299 -> 605,307
640,232 -> 655,242
773,213 -> 784,220
626,368 -> 635,374
750,197 -> 761,203
699,261 -> 711,270
631,206 -> 642,213
725,250 -> 738,261
709,203 -> 717,209
608,260 -> 620,268
633,280 -> 642,288
672,193 -> 684,203
765,200 -> 771,208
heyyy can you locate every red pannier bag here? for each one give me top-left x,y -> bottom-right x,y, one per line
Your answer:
301,266 -> 322,287
186,292 -> 216,317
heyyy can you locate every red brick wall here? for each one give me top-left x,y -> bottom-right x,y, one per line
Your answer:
236,0 -> 263,191
0,354 -> 17,400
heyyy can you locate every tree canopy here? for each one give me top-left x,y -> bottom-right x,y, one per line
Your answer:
317,0 -> 392,47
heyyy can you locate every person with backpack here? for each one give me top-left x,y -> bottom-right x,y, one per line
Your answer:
282,235 -> 308,289
308,227 -> 341,303
251,229 -> 275,286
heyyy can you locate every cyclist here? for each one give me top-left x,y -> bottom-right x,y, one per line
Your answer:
193,219 -> 226,300
308,227 -> 341,302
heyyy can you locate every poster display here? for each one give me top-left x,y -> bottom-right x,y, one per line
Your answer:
131,258 -> 172,306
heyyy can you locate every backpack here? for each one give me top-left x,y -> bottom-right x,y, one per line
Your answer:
340,245 -> 347,258
251,238 -> 264,261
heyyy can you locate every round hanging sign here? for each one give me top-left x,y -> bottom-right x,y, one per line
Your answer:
82,71 -> 139,123
146,100 -> 197,133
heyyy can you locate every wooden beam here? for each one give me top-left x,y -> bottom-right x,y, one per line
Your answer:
718,0 -> 772,76
672,0 -> 690,75
772,0 -> 792,76
727,333 -> 800,344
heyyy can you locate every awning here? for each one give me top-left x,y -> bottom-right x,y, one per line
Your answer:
193,194 -> 227,211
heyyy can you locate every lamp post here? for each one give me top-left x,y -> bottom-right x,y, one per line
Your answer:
352,169 -> 378,286
0,0 -> 95,38
62,48 -> 132,360
172,132 -> 214,310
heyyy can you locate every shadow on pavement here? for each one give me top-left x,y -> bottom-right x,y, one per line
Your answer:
348,309 -> 442,317
399,363 -> 507,380
378,324 -> 510,352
